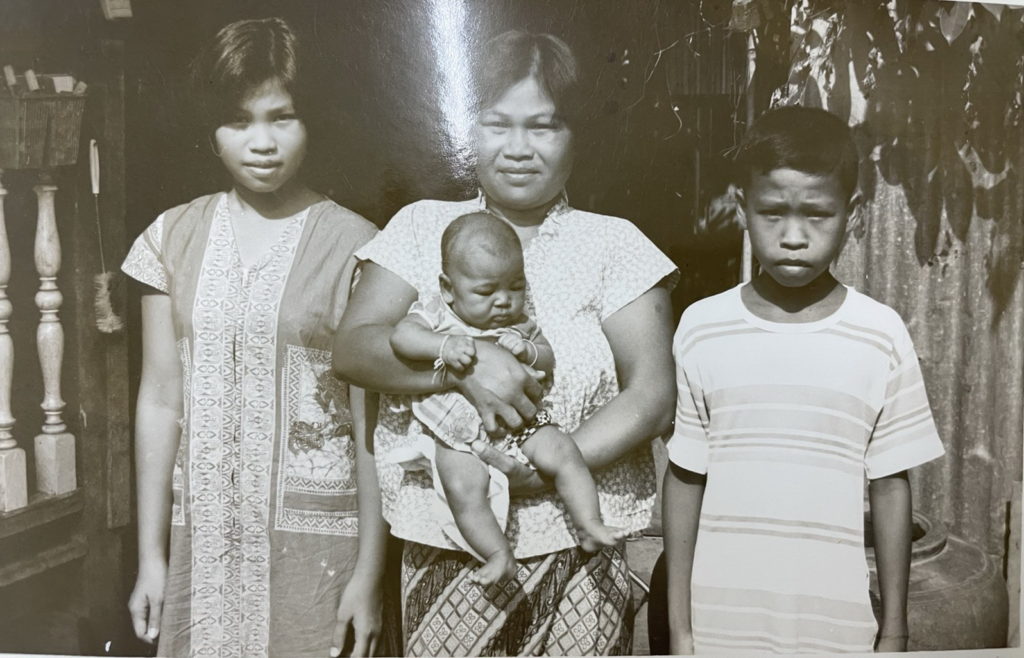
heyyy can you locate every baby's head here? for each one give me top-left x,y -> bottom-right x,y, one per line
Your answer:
733,106 -> 861,289
440,212 -> 527,330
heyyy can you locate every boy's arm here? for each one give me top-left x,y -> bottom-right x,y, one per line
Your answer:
869,470 -> 912,652
662,461 -> 706,654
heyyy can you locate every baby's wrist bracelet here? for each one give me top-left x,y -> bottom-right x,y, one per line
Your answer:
433,335 -> 451,384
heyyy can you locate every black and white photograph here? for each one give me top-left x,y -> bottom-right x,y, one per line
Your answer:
0,0 -> 1021,656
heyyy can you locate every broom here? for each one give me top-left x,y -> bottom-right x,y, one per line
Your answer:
90,139 -> 124,333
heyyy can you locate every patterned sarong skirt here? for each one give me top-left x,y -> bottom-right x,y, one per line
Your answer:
401,541 -> 634,656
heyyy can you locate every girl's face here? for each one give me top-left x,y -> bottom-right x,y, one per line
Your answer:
474,76 -> 573,224
213,78 -> 307,195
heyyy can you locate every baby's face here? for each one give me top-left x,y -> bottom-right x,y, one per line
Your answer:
443,248 -> 526,330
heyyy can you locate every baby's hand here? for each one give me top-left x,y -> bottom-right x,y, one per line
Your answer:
500,335 -> 537,365
496,332 -> 524,354
441,335 -> 476,371
511,317 -> 538,338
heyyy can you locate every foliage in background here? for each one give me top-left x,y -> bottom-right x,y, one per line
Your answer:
748,0 -> 1023,314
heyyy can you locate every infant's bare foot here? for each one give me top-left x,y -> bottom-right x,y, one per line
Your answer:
577,521 -> 629,553
469,550 -> 517,586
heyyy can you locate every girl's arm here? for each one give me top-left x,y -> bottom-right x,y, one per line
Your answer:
332,386 -> 385,658
470,284 -> 675,490
334,263 -> 543,433
869,470 -> 912,652
663,462 -> 706,654
127,293 -> 183,644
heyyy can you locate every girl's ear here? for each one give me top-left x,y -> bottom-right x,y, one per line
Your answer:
439,273 -> 455,305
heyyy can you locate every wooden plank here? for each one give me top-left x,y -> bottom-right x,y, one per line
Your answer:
98,39 -> 131,531
0,489 -> 81,539
1009,480 -> 1021,648
0,535 -> 87,588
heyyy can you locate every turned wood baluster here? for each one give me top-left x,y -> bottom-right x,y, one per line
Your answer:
0,170 -> 15,451
0,169 -> 26,511
33,171 -> 67,436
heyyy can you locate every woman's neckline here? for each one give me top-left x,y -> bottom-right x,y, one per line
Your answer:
735,282 -> 852,333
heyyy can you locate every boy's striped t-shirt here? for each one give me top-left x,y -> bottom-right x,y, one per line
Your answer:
667,284 -> 944,654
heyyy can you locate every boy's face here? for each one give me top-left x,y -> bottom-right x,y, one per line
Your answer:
742,167 -> 852,289
440,247 -> 527,330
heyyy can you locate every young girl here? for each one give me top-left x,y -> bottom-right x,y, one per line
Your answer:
123,18 -> 391,658
388,212 -> 624,586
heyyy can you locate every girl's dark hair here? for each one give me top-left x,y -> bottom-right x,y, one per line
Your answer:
733,105 -> 860,201
189,17 -> 313,134
473,30 -> 581,127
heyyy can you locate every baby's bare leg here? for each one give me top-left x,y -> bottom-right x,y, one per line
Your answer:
435,443 -> 517,585
520,427 -> 628,552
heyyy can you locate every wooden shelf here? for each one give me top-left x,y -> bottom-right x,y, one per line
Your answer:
0,489 -> 83,540
0,535 -> 87,588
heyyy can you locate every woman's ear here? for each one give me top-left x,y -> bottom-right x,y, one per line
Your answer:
439,273 -> 455,305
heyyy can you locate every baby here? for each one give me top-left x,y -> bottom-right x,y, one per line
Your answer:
389,211 -> 624,585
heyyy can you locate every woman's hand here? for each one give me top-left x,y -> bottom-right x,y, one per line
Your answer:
469,439 -> 548,495
330,574 -> 382,657
451,340 -> 544,436
128,557 -> 167,644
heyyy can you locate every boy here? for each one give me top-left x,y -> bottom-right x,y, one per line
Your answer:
663,106 -> 945,654
389,212 -> 624,586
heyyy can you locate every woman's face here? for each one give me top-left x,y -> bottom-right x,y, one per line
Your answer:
474,76 -> 573,224
213,78 -> 308,195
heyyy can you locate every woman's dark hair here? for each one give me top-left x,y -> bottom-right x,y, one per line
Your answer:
473,30 -> 581,128
189,17 -> 314,134
733,105 -> 860,201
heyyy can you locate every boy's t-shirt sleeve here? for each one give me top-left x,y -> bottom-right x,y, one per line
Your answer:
865,321 -> 945,479
121,213 -> 169,293
665,315 -> 711,474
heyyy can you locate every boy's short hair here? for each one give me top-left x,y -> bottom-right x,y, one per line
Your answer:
441,212 -> 523,276
733,106 -> 859,201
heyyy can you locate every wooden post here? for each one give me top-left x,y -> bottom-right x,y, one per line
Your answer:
0,169 -> 26,511
32,171 -> 75,495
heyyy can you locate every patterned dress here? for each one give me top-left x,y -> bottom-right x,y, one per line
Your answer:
122,193 -> 380,658
667,284 -> 945,654
356,194 -> 678,656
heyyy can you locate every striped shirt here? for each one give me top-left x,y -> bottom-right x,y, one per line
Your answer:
667,284 -> 944,654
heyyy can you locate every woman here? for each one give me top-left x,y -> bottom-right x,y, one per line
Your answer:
333,30 -> 677,655
123,18 -> 391,657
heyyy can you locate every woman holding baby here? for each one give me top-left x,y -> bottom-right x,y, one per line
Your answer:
333,30 -> 677,655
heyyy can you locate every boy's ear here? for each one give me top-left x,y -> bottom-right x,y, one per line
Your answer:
439,273 -> 455,305
733,185 -> 748,231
